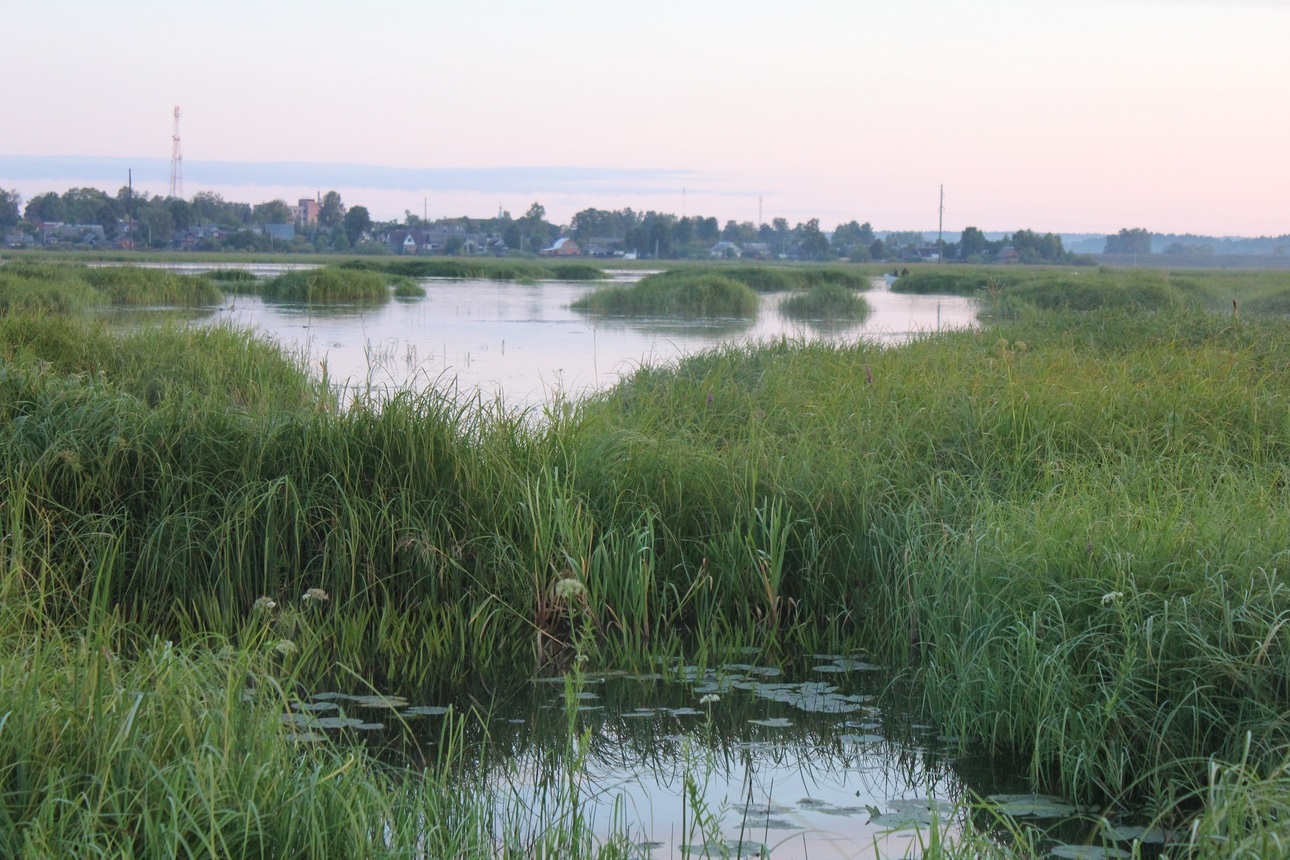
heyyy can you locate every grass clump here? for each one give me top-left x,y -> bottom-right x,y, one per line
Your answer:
0,265 -> 103,315
261,266 -> 390,303
778,282 -> 870,321
571,270 -> 759,317
342,258 -> 607,282
390,275 -> 426,298
82,265 -> 225,306
0,260 -> 222,310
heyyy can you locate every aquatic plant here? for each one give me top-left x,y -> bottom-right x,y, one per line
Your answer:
260,266 -> 390,303
571,270 -> 759,318
778,282 -> 871,321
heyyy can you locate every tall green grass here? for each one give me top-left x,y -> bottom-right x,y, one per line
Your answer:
260,266 -> 390,303
778,282 -> 871,320
5,263 -> 1290,852
1,261 -> 223,310
342,258 -> 607,282
571,270 -> 760,317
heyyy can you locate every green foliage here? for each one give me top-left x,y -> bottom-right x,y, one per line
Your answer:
8,262 -> 1290,851
82,265 -> 225,306
390,275 -> 425,298
342,258 -> 607,282
261,266 -> 389,303
571,270 -> 760,317
778,283 -> 871,320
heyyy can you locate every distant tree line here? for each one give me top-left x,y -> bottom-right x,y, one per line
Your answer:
12,183 -> 1276,262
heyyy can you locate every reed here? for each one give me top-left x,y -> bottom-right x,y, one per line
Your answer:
342,258 -> 607,282
261,266 -> 390,303
777,282 -> 871,320
571,270 -> 759,317
5,262 -> 1290,851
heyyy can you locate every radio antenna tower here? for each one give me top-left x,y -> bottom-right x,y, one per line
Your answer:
169,106 -> 184,199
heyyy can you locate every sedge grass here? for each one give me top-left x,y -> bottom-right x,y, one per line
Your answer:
5,263 -> 1290,851
777,281 -> 871,321
261,266 -> 390,303
571,270 -> 759,318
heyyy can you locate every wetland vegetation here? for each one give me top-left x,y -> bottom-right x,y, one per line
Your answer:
3,258 -> 1290,856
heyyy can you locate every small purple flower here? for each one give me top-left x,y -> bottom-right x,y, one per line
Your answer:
706,391 -> 714,405
864,366 -> 873,385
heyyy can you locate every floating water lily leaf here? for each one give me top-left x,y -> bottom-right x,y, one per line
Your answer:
1101,824 -> 1169,844
403,705 -> 450,717
1049,845 -> 1130,859
758,817 -> 803,830
282,713 -> 383,731
748,717 -> 793,728
294,701 -> 339,713
838,733 -> 885,744
350,694 -> 409,709
868,798 -> 955,830
986,794 -> 1080,818
682,839 -> 766,858
666,707 -> 703,717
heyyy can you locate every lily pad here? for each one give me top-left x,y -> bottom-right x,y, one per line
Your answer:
868,798 -> 955,830
986,794 -> 1080,818
1050,846 -> 1130,859
748,717 -> 794,728
1101,824 -> 1169,844
839,733 -> 886,744
402,705 -> 450,717
349,694 -> 409,709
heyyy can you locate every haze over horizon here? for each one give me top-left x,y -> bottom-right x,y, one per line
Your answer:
4,0 -> 1287,237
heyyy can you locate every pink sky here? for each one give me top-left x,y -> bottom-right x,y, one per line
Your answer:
3,0 -> 1287,235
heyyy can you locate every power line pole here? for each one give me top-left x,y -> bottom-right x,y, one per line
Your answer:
937,184 -> 945,264
169,106 -> 184,199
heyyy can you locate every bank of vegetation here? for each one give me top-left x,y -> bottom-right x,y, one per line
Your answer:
778,282 -> 870,321
571,269 -> 761,317
341,258 -> 607,282
3,258 -> 1290,855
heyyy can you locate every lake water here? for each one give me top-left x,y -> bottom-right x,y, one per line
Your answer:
295,658 -> 1159,859
198,272 -> 978,410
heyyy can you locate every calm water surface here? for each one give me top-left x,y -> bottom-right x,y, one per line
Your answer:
295,658 -> 1157,859
202,273 -> 978,409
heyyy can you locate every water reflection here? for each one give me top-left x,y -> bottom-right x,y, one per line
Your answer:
199,275 -> 979,409
299,658 -> 1137,858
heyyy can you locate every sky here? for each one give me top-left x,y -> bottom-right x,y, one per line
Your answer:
3,0 -> 1288,236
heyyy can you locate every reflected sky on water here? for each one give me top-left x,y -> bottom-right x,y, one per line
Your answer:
199,273 -> 978,410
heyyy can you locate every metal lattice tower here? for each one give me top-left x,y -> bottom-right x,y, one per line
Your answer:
169,106 -> 184,199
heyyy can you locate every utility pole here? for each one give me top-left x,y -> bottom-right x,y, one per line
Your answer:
169,106 -> 183,199
937,184 -> 945,264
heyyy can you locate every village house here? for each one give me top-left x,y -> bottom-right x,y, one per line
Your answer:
541,237 -> 581,257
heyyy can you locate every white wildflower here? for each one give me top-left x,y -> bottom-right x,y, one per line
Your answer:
253,596 -> 277,612
302,588 -> 330,603
700,694 -> 720,705
1101,591 -> 1124,606
274,639 -> 298,656
554,578 -> 586,601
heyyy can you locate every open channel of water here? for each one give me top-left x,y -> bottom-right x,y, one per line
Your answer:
194,272 -> 978,411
